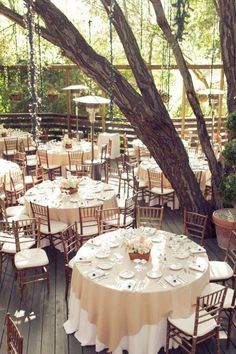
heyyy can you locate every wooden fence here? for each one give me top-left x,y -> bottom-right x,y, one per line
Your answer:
0,112 -> 226,149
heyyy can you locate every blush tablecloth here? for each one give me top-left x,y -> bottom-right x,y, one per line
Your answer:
64,229 -> 209,354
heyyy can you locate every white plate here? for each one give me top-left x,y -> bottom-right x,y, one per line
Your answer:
86,196 -> 94,200
95,251 -> 110,259
97,262 -> 113,270
176,252 -> 189,259
87,238 -> 101,247
70,197 -> 79,203
151,236 -> 163,243
146,270 -> 162,279
169,263 -> 183,271
177,234 -> 188,241
119,270 -> 135,279
109,241 -> 120,248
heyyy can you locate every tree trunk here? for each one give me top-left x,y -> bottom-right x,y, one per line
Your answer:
217,0 -> 236,113
151,0 -> 223,209
0,0 -> 215,216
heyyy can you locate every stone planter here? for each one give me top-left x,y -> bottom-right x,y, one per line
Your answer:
212,208 -> 236,250
128,252 -> 150,261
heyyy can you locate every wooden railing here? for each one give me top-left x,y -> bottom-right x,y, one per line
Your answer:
0,112 -> 226,149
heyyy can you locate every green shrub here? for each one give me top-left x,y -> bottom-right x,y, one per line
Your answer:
219,173 -> 236,204
225,110 -> 236,132
221,139 -> 236,166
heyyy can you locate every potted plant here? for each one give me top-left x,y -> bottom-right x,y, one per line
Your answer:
213,111 -> 236,249
9,84 -> 23,101
46,87 -> 59,101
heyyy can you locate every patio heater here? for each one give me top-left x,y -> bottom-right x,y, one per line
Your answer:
75,95 -> 110,179
62,84 -> 88,137
197,88 -> 224,143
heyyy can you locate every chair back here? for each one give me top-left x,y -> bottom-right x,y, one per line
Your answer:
30,201 -> 51,232
37,150 -> 49,168
67,151 -> 84,168
184,210 -> 207,246
4,138 -> 18,154
193,287 -> 227,337
0,197 -> 9,222
6,313 -> 23,354
61,223 -> 80,265
123,194 -> 138,227
13,218 -> 39,252
39,128 -> 48,144
78,204 -> 103,241
148,169 -> 163,192
137,206 -> 164,229
97,207 -> 120,234
13,152 -> 27,171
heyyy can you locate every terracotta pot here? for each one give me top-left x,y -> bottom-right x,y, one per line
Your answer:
128,252 -> 150,261
10,93 -> 22,101
65,143 -> 72,149
212,208 -> 236,250
47,93 -> 58,102
198,94 -> 208,103
60,187 -> 77,195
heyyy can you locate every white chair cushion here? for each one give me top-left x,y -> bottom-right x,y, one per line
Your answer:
76,221 -> 98,236
40,220 -> 67,235
15,248 -> 49,269
138,178 -> 147,188
168,309 -> 217,337
209,261 -> 234,281
41,163 -> 60,170
201,283 -> 235,309
1,237 -> 35,254
151,187 -> 174,195
24,175 -> 34,185
6,205 -> 26,217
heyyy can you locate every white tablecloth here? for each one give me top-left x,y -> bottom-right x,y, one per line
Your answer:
0,159 -> 20,184
97,132 -> 120,159
64,229 -> 209,354
24,177 -> 118,225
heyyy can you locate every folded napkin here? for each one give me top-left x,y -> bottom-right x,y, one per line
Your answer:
190,246 -> 206,254
75,256 -> 92,263
87,269 -> 106,279
189,263 -> 206,272
117,279 -> 136,291
164,275 -> 182,287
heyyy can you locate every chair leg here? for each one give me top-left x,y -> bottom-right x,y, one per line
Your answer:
165,321 -> 170,354
191,338 -> 197,354
215,329 -> 221,354
226,309 -> 234,348
18,270 -> 24,301
45,265 -> 50,294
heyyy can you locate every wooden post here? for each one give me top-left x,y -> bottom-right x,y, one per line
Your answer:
65,68 -> 71,132
216,68 -> 225,137
181,80 -> 186,139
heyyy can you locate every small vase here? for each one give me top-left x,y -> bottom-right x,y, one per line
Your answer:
128,252 -> 150,261
65,143 -> 72,149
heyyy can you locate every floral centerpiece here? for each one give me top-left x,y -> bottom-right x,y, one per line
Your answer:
63,134 -> 73,149
59,177 -> 79,194
126,234 -> 153,261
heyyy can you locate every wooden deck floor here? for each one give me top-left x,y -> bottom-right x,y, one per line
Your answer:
0,208 -> 235,354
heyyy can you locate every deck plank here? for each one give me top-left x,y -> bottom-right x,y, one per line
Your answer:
0,207 -> 235,354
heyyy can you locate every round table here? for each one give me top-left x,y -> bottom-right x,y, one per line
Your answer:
0,158 -> 20,184
0,129 -> 31,155
24,177 -> 117,224
64,228 -> 209,354
137,157 -> 210,193
38,140 -> 98,167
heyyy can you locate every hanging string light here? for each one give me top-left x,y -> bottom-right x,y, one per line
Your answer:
108,0 -> 115,120
23,0 -> 41,143
37,14 -> 45,110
